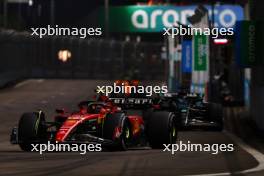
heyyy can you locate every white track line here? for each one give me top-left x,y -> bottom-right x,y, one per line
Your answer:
14,80 -> 32,88
185,131 -> 264,176
14,79 -> 44,88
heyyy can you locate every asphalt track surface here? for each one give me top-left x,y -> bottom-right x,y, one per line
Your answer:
0,79 -> 263,176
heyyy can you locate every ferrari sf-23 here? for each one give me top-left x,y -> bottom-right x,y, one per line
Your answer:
10,96 -> 178,151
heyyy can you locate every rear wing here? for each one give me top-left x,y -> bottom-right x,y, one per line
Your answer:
109,97 -> 153,109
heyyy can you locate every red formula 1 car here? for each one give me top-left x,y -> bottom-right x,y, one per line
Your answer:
10,97 -> 178,151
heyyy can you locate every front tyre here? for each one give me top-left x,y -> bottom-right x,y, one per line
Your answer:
147,111 -> 177,149
18,111 -> 47,151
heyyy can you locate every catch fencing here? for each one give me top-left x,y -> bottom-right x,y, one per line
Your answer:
0,30 -> 165,81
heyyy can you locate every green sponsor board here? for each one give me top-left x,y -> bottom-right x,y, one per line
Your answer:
194,34 -> 208,71
99,5 -> 244,33
100,6 -> 167,32
235,21 -> 263,67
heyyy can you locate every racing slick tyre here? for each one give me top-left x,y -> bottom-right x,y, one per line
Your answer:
147,111 -> 177,149
142,108 -> 154,126
18,111 -> 47,151
103,113 -> 131,151
208,103 -> 224,131
142,108 -> 153,122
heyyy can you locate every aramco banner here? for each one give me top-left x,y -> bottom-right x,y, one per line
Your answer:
100,5 -> 244,32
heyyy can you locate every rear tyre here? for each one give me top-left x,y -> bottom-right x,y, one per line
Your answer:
103,113 -> 131,151
142,108 -> 153,122
18,111 -> 47,151
208,103 -> 224,131
147,111 -> 177,149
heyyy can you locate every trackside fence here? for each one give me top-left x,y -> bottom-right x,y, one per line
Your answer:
0,30 -> 165,81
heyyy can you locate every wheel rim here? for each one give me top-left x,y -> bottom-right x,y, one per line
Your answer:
172,126 -> 176,137
170,116 -> 177,143
120,124 -> 130,150
124,127 -> 130,139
